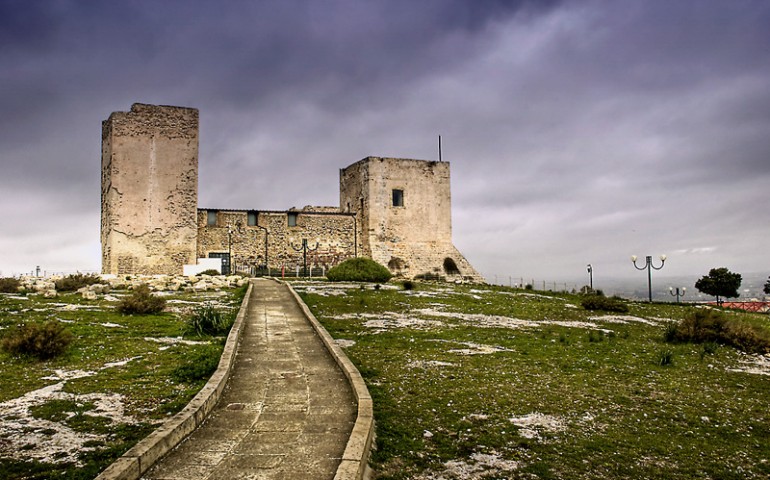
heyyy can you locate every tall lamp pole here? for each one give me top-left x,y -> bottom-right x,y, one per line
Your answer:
291,239 -> 319,277
631,254 -> 666,302
227,224 -> 233,275
669,287 -> 686,303
587,264 -> 593,291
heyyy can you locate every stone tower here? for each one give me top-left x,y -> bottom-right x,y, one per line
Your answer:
340,157 -> 483,281
101,104 -> 199,275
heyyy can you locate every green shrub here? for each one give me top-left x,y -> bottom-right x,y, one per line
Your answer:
587,330 -> 605,342
581,294 -> 629,313
665,309 -> 770,354
1,321 -> 73,360
657,349 -> 674,366
402,280 -> 415,291
327,258 -> 392,283
171,344 -> 223,383
700,341 -> 719,360
0,277 -> 21,293
55,273 -> 103,292
186,303 -> 232,336
116,284 -> 166,314
199,269 -> 221,276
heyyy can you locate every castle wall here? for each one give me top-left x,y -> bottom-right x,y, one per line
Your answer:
101,104 -> 198,275
196,208 -> 358,274
100,104 -> 483,282
340,157 -> 483,281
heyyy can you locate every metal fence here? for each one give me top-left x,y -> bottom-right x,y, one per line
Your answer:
235,264 -> 329,278
487,274 -> 584,293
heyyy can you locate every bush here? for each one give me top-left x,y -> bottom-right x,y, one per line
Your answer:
665,309 -> 770,354
657,349 -> 674,366
55,273 -> 103,292
581,294 -> 629,313
0,277 -> 21,293
326,258 -> 392,283
1,321 -> 73,360
199,269 -> 221,276
116,284 -> 166,314
402,280 -> 415,291
587,330 -> 605,343
186,303 -> 232,336
171,344 -> 223,383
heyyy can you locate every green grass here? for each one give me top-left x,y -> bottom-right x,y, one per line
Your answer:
0,284 -> 247,479
298,281 -> 770,479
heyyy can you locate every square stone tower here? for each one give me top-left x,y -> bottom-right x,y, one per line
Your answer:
340,157 -> 483,281
101,104 -> 199,275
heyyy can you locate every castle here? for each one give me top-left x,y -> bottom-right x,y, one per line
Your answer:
101,103 -> 483,282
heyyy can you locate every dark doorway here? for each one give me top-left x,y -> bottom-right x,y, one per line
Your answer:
209,252 -> 231,275
443,257 -> 460,275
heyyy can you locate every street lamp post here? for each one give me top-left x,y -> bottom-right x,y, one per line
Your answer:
587,264 -> 593,291
669,287 -> 686,303
227,224 -> 233,275
631,254 -> 666,302
291,239 -> 319,277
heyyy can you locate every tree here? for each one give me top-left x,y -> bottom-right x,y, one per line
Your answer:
695,267 -> 742,305
764,276 -> 770,295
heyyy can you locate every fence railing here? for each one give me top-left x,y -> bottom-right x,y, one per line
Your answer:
235,264 -> 329,278
487,275 -> 584,293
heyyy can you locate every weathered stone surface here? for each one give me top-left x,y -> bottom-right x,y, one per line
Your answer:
196,208 -> 358,274
100,103 -> 484,283
101,104 -> 199,276
340,157 -> 484,281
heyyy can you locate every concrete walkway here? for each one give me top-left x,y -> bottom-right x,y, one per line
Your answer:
142,278 -> 357,479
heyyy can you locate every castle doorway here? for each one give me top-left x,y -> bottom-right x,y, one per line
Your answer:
443,257 -> 460,275
208,252 -> 231,274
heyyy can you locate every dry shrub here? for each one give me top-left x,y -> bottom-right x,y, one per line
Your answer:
55,273 -> 103,292
117,284 -> 166,314
0,277 -> 21,293
581,294 -> 629,313
1,321 -> 73,360
665,309 -> 770,354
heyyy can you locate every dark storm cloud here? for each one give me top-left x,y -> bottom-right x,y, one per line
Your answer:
0,0 -> 769,280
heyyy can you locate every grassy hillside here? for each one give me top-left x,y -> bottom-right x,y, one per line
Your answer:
0,285 -> 245,480
297,281 -> 770,480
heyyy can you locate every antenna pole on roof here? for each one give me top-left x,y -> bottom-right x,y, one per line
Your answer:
438,135 -> 442,162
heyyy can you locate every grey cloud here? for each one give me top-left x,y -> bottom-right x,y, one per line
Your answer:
1,0 -> 768,280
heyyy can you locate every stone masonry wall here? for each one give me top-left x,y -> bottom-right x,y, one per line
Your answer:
196,208 -> 358,274
101,104 -> 198,275
340,157 -> 483,281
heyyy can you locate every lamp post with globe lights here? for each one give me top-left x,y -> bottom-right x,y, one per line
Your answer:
669,287 -> 686,303
631,254 -> 666,302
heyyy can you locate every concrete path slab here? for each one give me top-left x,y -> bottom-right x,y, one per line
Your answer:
142,278 -> 357,480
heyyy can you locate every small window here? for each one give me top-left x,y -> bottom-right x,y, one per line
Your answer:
288,212 -> 298,227
392,189 -> 404,207
247,211 -> 257,226
207,210 -> 217,226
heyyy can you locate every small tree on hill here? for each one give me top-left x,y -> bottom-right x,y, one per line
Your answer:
764,276 -> 770,295
695,267 -> 742,305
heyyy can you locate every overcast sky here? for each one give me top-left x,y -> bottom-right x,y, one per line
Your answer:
1,0 -> 769,289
